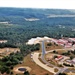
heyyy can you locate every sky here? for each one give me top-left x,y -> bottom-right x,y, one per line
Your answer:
0,0 -> 75,9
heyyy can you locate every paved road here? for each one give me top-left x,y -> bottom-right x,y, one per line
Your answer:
41,41 -> 59,67
32,41 -> 74,75
46,48 -> 75,53
41,41 -> 46,55
64,68 -> 75,73
32,52 -> 68,75
54,67 -> 68,75
32,52 -> 56,74
41,41 -> 69,75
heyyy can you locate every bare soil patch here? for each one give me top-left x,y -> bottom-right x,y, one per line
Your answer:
0,48 -> 20,58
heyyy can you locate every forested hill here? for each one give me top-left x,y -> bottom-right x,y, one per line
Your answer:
0,8 -> 75,25
0,8 -> 75,17
0,8 -> 75,45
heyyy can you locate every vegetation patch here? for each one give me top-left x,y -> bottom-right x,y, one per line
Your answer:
54,68 -> 58,72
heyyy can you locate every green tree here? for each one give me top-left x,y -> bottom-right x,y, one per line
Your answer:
24,71 -> 30,75
70,56 -> 74,60
58,73 -> 67,75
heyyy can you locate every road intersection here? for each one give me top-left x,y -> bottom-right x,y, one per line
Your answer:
32,41 -> 73,75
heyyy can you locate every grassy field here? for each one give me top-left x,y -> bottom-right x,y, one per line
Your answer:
45,42 -> 63,51
13,54 -> 53,75
13,42 -> 64,75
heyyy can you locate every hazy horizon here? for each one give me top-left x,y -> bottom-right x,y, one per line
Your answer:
0,0 -> 75,9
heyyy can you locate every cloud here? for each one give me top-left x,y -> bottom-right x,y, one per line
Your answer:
0,0 -> 75,9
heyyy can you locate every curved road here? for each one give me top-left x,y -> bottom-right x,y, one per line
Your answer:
32,52 -> 56,74
32,41 -> 72,75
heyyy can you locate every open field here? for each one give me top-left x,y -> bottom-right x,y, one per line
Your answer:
45,42 -> 63,51
25,18 -> 40,21
13,54 -> 53,75
0,48 -> 20,58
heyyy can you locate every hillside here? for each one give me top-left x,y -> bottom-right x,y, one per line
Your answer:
0,8 -> 75,45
